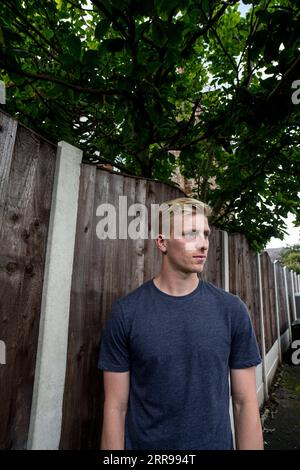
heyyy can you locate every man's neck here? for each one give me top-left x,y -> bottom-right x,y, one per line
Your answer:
153,272 -> 200,296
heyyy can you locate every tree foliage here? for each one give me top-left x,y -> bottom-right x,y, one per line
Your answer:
280,244 -> 300,274
0,0 -> 299,250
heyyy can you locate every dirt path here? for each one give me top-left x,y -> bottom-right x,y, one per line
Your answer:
262,362 -> 300,450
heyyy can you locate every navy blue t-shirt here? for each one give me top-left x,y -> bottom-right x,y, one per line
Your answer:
98,279 -> 261,450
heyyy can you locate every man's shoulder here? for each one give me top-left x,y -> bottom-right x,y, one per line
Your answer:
202,280 -> 243,308
116,279 -> 153,310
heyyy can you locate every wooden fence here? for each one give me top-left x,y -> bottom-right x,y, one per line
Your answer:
0,109 -> 299,449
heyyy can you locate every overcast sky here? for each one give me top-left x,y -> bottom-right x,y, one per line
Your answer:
266,214 -> 299,249
238,2 -> 251,17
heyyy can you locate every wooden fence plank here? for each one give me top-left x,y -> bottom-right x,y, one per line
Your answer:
203,225 -> 223,288
0,112 -> 17,229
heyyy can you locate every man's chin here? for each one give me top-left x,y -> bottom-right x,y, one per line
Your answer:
187,266 -> 204,274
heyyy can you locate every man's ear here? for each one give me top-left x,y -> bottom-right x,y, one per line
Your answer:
155,234 -> 168,254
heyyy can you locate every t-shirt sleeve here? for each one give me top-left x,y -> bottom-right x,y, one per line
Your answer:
98,300 -> 130,372
229,298 -> 262,369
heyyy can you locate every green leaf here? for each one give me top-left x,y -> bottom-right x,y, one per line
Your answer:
133,0 -> 155,16
264,65 -> 279,75
155,0 -> 179,16
82,49 -> 100,66
111,0 -> 128,10
60,53 -> 79,68
43,29 -> 54,40
200,0 -> 210,14
95,19 -> 111,40
102,38 -> 126,52
146,60 -> 161,74
66,34 -> 82,58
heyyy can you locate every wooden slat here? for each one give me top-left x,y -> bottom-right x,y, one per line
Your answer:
0,112 -> 18,229
203,225 -> 223,287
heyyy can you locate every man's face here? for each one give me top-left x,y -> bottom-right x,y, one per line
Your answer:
163,212 -> 210,274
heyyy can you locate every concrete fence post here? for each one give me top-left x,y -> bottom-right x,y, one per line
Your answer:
291,270 -> 297,322
273,261 -> 282,364
283,266 -> 292,342
257,253 -> 268,400
222,231 -> 229,293
27,141 -> 82,450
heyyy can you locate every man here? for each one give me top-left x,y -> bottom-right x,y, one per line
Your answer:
98,197 -> 264,450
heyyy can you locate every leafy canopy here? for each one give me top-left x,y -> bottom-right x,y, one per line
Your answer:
0,0 -> 299,250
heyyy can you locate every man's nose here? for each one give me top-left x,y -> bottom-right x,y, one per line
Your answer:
195,236 -> 209,250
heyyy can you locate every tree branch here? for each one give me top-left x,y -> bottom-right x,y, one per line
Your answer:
266,54 -> 300,102
0,62 -> 118,96
90,0 -> 129,40
182,0 -> 240,59
11,19 -> 60,63
3,0 -> 61,56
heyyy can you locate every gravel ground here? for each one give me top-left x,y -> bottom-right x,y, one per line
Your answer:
261,359 -> 300,450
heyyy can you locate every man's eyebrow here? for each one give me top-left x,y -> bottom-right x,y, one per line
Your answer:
182,228 -> 211,234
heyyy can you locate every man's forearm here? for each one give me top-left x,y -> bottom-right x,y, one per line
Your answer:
233,400 -> 264,450
101,405 -> 127,450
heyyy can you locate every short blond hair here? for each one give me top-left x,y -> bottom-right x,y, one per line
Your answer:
158,197 -> 212,236
160,197 -> 211,216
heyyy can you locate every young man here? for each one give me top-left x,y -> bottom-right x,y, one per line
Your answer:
98,197 -> 264,450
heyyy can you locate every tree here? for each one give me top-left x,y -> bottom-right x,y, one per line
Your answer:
280,244 -> 300,274
0,0 -> 299,250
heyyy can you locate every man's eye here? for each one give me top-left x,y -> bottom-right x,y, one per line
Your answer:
184,232 -> 196,238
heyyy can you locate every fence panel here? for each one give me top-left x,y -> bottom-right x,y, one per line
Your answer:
228,233 -> 262,351
0,111 -> 57,449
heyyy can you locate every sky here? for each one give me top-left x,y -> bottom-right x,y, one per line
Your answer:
238,2 -> 251,17
266,213 -> 299,249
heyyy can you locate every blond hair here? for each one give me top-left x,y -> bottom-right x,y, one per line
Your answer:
157,197 -> 212,237
160,197 -> 211,217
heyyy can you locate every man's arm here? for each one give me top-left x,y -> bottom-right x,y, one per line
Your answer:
101,370 -> 130,450
230,367 -> 264,450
